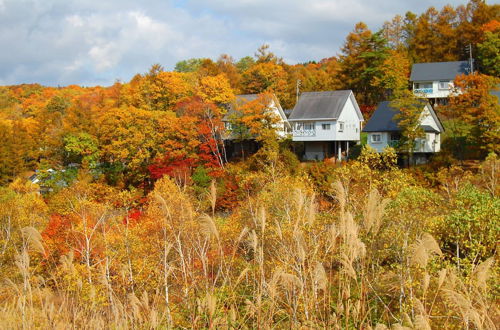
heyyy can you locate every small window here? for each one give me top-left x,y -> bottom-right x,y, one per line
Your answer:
371,134 -> 381,143
338,122 -> 344,132
416,82 -> 432,89
322,123 -> 331,130
438,81 -> 450,90
390,133 -> 401,141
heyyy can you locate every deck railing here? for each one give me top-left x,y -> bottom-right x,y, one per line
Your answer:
413,88 -> 433,94
293,129 -> 316,137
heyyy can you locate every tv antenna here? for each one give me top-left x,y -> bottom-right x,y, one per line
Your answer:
296,79 -> 301,104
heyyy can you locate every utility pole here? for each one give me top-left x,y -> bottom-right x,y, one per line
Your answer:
296,79 -> 301,105
466,43 -> 474,73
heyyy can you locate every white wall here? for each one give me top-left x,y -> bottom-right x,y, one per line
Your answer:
367,132 -> 390,152
416,133 -> 440,153
337,97 -> 362,141
419,105 -> 440,131
268,99 -> 290,138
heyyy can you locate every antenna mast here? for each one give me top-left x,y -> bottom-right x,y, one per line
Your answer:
467,43 -> 474,73
296,79 -> 301,104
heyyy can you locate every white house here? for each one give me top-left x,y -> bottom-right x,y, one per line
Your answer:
410,61 -> 471,106
221,93 -> 290,158
288,90 -> 364,161
363,101 -> 444,163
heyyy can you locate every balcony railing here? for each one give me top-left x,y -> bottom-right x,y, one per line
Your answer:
293,129 -> 316,137
413,88 -> 433,94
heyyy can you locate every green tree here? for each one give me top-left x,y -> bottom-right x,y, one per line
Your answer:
236,56 -> 255,73
339,22 -> 389,106
477,30 -> 500,76
390,91 -> 426,165
63,133 -> 100,167
174,58 -> 206,73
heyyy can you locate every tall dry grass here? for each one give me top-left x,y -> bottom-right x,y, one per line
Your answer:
0,177 -> 497,329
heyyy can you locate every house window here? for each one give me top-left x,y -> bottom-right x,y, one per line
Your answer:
338,122 -> 344,132
322,123 -> 331,130
304,123 -> 314,130
438,81 -> 450,90
371,134 -> 381,143
390,133 -> 401,141
224,122 -> 233,130
415,82 -> 432,89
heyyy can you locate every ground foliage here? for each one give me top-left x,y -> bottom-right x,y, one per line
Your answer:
0,149 -> 498,329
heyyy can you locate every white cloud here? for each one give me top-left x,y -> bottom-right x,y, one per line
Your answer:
66,14 -> 83,27
0,0 -> 470,86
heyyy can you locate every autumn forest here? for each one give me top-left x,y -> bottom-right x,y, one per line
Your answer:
0,0 -> 499,328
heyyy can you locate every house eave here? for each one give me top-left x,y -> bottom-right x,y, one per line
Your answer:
288,117 -> 338,122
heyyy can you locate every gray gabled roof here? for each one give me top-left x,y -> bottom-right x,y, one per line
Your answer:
410,61 -> 471,81
363,101 -> 444,133
288,90 -> 363,121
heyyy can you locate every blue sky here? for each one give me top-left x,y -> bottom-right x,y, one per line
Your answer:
0,0 -> 471,86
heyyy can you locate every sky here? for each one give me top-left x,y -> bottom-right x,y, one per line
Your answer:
0,0 -> 471,87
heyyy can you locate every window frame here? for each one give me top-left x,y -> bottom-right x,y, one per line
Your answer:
322,123 -> 331,130
371,133 -> 382,143
438,81 -> 450,90
304,123 -> 314,130
390,132 -> 401,142
338,121 -> 344,132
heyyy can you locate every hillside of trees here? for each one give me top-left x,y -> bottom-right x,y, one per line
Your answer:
0,0 -> 499,328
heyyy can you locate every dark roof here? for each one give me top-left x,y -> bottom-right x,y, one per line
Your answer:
421,125 -> 440,133
363,101 -> 444,133
362,101 -> 400,132
410,61 -> 471,81
288,90 -> 362,121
